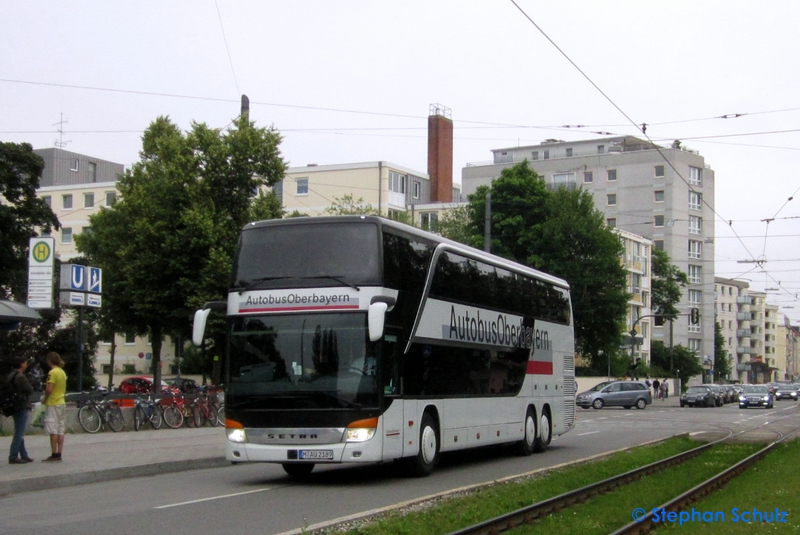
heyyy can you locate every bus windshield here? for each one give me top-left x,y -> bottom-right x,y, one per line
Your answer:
227,312 -> 379,409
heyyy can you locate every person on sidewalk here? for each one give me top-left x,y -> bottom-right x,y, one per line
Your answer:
652,378 -> 661,400
658,379 -> 668,400
42,352 -> 67,463
7,357 -> 34,464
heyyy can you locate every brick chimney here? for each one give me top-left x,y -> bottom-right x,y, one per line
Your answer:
427,104 -> 453,203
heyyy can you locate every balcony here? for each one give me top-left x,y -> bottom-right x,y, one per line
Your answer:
736,346 -> 756,355
737,296 -> 754,305
737,312 -> 753,321
736,329 -> 751,338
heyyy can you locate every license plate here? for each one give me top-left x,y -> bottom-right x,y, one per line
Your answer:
299,449 -> 333,460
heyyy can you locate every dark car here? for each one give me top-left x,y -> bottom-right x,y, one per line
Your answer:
774,385 -> 798,401
680,386 -> 714,407
707,384 -> 725,406
739,385 -> 773,409
164,377 -> 200,393
576,380 -> 652,410
722,385 -> 739,403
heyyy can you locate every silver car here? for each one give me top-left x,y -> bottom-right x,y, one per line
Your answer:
576,380 -> 652,410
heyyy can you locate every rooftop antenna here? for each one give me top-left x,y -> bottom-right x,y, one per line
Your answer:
54,113 -> 71,148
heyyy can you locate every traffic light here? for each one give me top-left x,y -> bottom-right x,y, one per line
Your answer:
690,307 -> 700,325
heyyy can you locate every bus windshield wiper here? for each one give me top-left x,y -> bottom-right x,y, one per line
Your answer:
303,275 -> 360,291
235,276 -> 297,293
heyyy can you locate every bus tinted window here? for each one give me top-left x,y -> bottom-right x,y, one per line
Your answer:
233,222 -> 381,289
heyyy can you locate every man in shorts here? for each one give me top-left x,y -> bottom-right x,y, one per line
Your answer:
42,352 -> 67,462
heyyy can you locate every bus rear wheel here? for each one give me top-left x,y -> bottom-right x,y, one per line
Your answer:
408,413 -> 439,477
282,463 -> 314,477
533,409 -> 551,453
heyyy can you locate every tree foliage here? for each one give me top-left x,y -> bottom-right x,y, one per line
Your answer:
76,116 -> 286,385
714,319 -> 732,381
651,248 -> 688,320
455,161 -> 629,369
650,340 -> 704,388
0,142 -> 60,299
324,194 -> 379,216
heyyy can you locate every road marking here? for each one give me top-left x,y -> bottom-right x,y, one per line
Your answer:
577,431 -> 601,436
155,488 -> 274,509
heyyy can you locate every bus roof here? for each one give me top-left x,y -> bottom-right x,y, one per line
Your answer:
243,216 -> 570,290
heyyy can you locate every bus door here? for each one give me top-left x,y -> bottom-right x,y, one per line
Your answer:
380,329 -> 404,460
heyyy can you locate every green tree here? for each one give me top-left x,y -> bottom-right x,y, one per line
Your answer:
651,248 -> 688,321
324,194 -> 379,216
650,340 -> 704,388
248,190 -> 284,222
463,162 -> 628,370
436,203 -> 477,245
0,142 -> 60,298
714,319 -> 732,381
76,116 -> 286,386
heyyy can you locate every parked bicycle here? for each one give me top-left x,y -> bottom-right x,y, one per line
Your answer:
215,402 -> 225,427
190,392 -> 219,427
78,388 -> 125,433
160,392 -> 185,429
133,393 -> 163,431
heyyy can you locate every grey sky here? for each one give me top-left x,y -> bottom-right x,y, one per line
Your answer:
3,1 -> 799,320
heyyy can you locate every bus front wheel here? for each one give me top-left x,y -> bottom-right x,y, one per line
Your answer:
515,407 -> 536,456
533,409 -> 551,453
408,413 -> 439,477
282,463 -> 314,477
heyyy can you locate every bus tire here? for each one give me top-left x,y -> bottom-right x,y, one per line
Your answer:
408,412 -> 439,477
533,408 -> 551,453
282,463 -> 314,477
515,407 -> 536,456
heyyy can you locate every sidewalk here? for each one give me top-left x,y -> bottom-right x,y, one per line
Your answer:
0,426 -> 227,497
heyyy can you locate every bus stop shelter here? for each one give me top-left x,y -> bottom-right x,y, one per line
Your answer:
0,299 -> 43,330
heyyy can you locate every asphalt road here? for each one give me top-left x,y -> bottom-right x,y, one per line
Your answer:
2,401 -> 797,535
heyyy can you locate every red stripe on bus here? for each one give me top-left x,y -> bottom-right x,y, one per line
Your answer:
527,361 -> 553,375
239,305 -> 360,313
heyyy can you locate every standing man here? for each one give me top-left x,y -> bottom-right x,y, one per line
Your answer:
42,352 -> 67,462
7,357 -> 34,464
652,378 -> 661,400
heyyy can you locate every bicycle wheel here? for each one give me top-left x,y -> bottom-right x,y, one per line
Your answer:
78,405 -> 102,433
206,402 -> 219,427
149,404 -> 163,430
134,405 -> 145,431
182,404 -> 196,427
106,403 -> 125,432
192,403 -> 206,427
162,405 -> 183,429
215,403 -> 225,427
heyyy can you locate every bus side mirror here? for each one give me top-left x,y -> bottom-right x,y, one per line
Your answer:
368,302 -> 388,342
192,308 -> 212,346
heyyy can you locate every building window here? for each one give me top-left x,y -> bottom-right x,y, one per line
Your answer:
654,165 -> 665,178
688,264 -> 702,284
543,150 -> 550,160
654,240 -> 664,251
607,169 -> 617,181
42,195 -> 52,207
607,218 -> 616,227
388,209 -> 403,221
61,227 -> 73,244
82,226 -> 92,235
296,178 -> 309,195
553,172 -> 575,188
89,162 -> 97,182
689,166 -> 702,186
583,171 -> 593,183
689,215 -> 702,235
532,151 -> 539,160
389,171 -> 406,194
688,339 -> 701,354
420,212 -> 439,231
84,192 -> 94,208
607,194 -> 617,206
566,148 -> 573,157
597,145 -> 605,154
62,194 -> 73,209
124,333 -> 136,345
654,190 -> 665,202
654,215 -> 665,227
122,364 -> 136,374
689,240 -> 702,259
70,159 -> 79,172
413,182 -> 420,199
689,191 -> 702,210
689,289 -> 702,304
106,191 -> 116,206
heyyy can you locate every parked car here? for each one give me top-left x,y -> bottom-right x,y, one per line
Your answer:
576,380 -> 652,410
722,385 -> 739,403
163,376 -> 200,393
680,386 -> 714,407
707,384 -> 725,406
739,385 -> 774,409
774,385 -> 798,401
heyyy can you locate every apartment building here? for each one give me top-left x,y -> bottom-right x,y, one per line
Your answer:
619,229 -> 653,367
462,136 -> 716,373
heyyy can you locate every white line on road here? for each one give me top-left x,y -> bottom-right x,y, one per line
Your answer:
577,431 -> 601,436
155,488 -> 275,509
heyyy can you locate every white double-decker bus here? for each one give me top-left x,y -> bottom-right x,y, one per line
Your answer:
193,216 -> 576,477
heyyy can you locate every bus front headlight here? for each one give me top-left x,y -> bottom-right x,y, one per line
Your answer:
345,417 -> 378,443
226,419 -> 246,443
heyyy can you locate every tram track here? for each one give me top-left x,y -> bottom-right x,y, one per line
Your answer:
442,415 -> 800,535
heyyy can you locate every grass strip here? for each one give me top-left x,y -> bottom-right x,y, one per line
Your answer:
657,438 -> 800,533
511,442 -> 763,534
326,436 -> 701,535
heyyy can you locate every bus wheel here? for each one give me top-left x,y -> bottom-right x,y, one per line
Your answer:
282,463 -> 314,477
409,413 -> 439,477
515,407 -> 536,456
533,409 -> 551,453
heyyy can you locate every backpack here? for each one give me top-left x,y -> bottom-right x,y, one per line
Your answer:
0,371 -> 26,417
